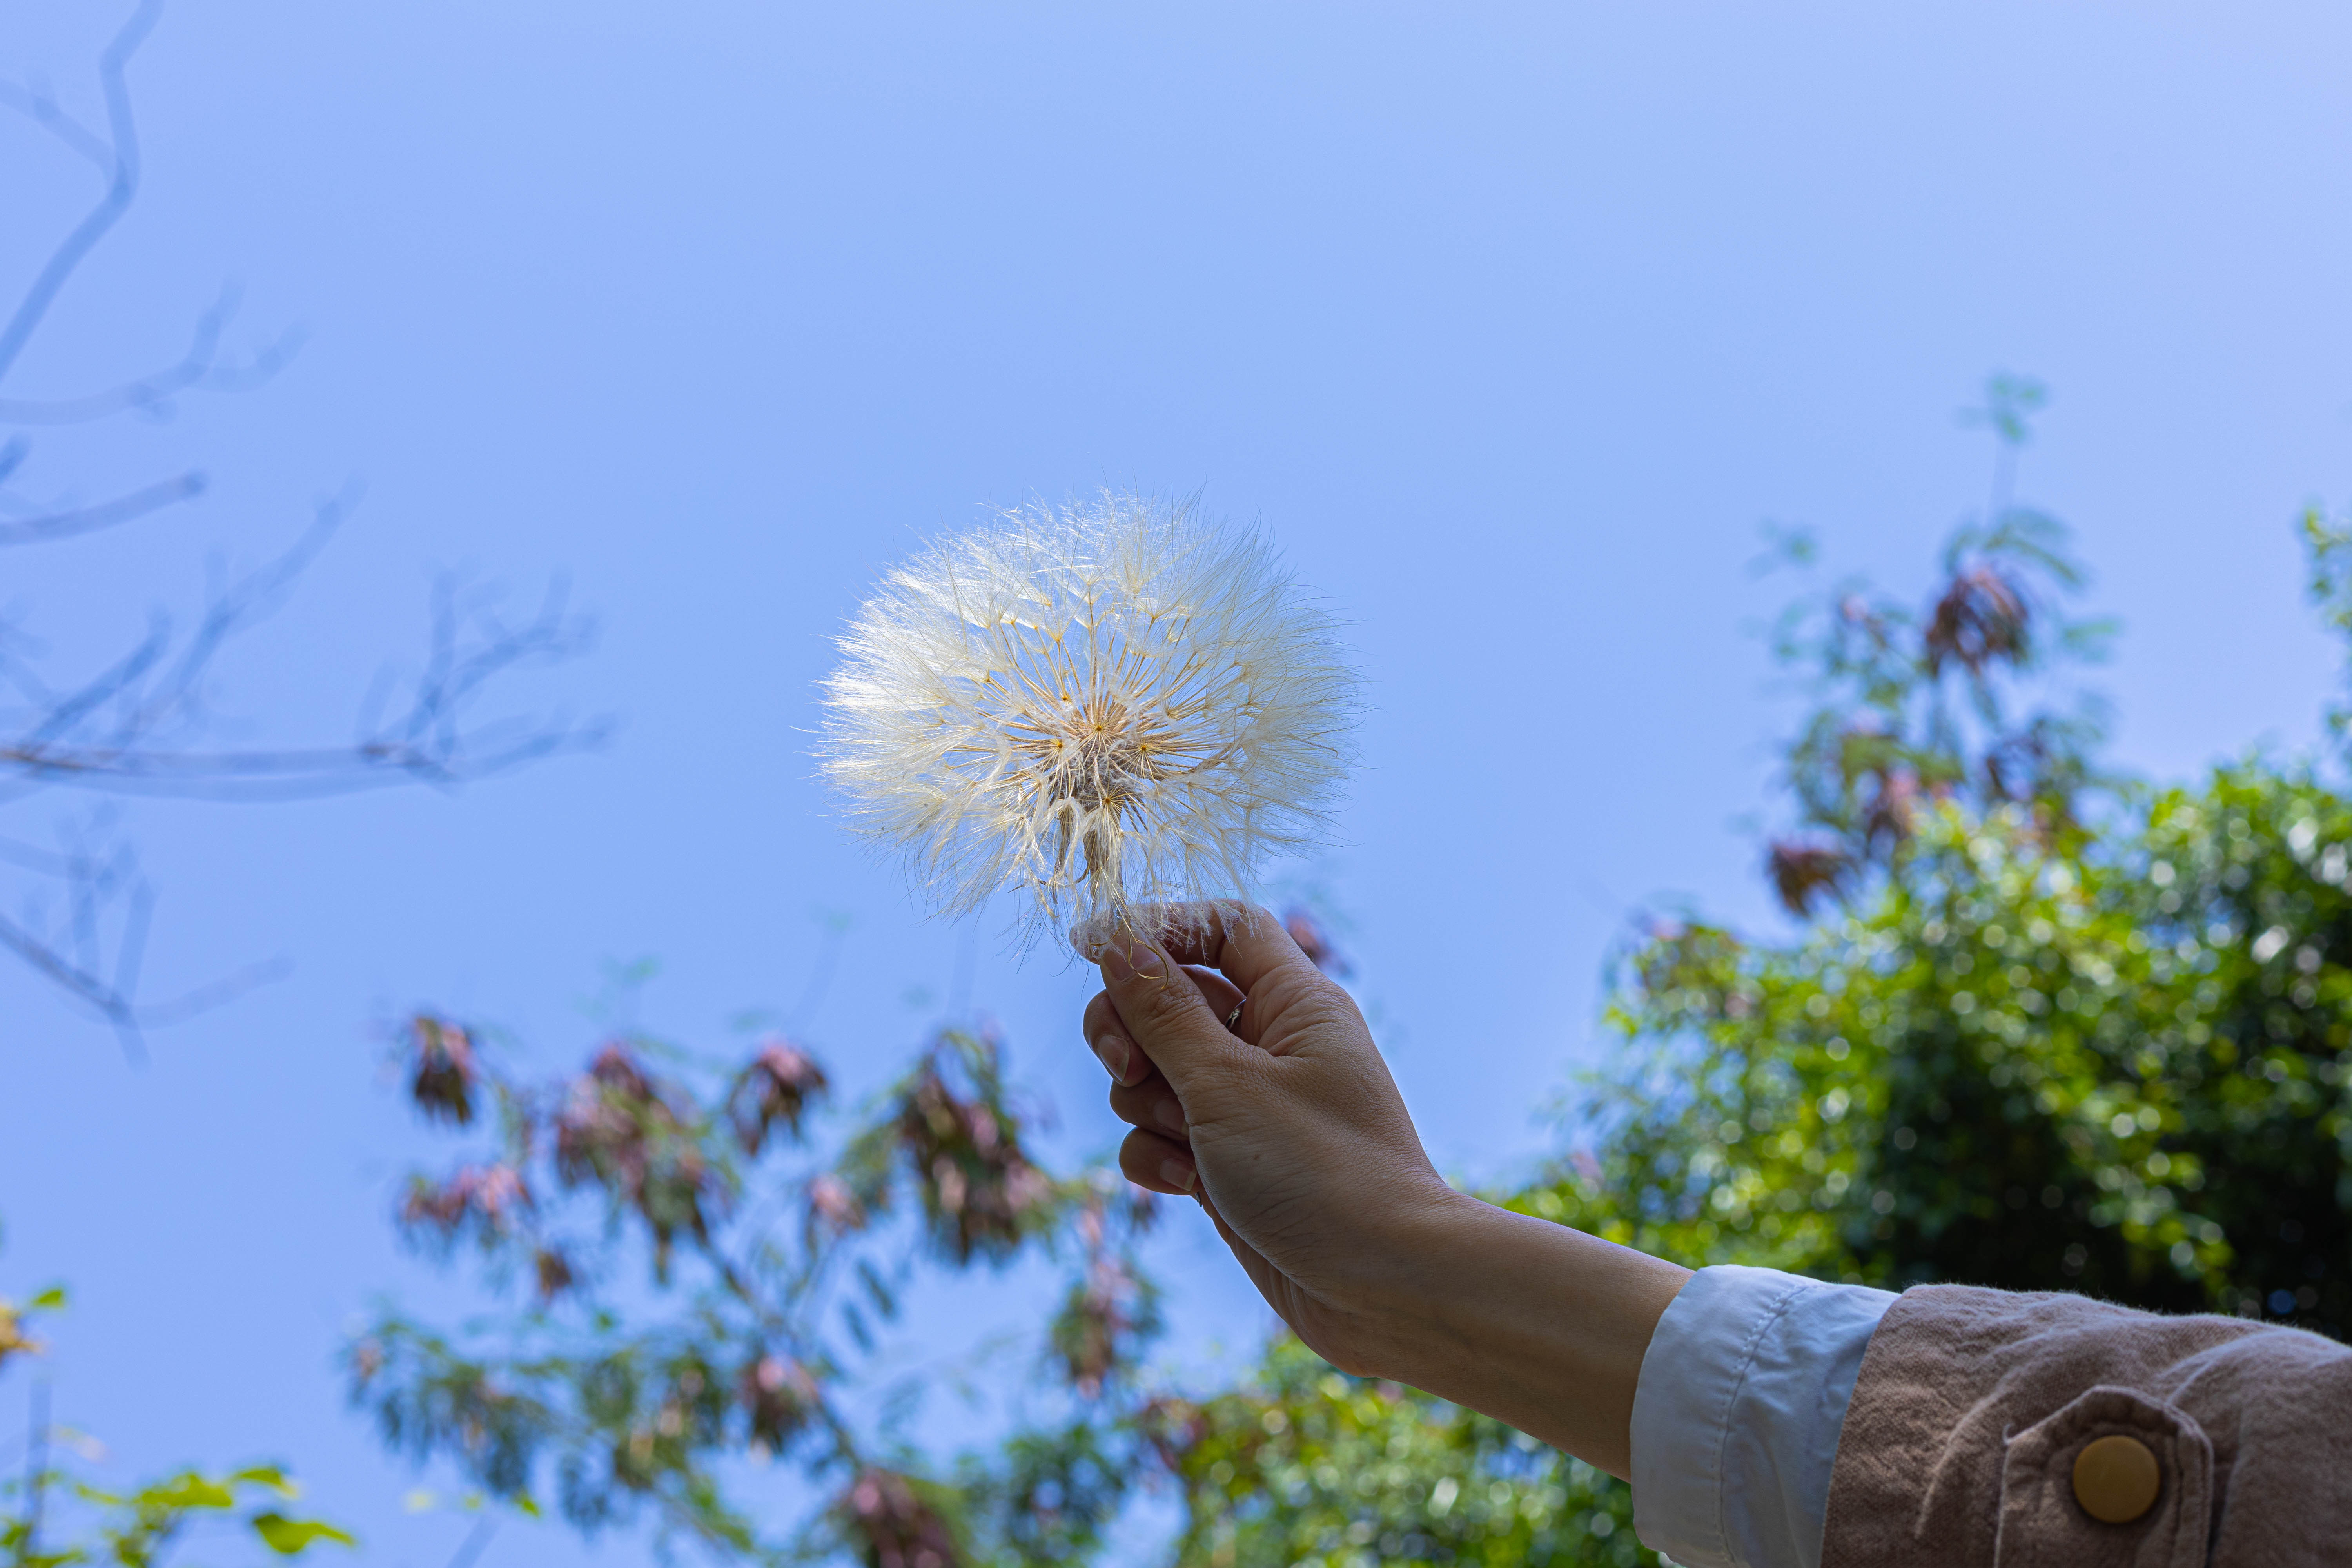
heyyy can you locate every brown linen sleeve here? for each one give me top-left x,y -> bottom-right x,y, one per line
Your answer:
1820,1285 -> 2352,1567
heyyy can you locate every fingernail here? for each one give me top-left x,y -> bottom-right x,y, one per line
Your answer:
1155,1098 -> 1186,1134
1100,937 -> 1165,984
1159,1157 -> 1196,1194
1069,913 -> 1114,955
1091,1032 -> 1132,1083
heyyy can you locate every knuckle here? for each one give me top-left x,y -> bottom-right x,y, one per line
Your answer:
1299,975 -> 1367,1029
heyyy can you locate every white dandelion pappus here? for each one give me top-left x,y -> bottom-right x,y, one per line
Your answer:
820,494 -> 1357,948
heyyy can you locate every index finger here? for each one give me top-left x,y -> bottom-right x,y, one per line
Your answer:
1076,902 -> 1318,995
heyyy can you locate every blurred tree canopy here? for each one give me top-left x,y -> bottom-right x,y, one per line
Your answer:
352,1002 -> 1170,1566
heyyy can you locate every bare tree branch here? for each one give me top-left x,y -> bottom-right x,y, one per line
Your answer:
0,471 -> 205,546
1,491 -> 604,800
0,808 -> 291,1060
0,0 -> 160,386
0,286 -> 303,427
0,2 -> 603,1042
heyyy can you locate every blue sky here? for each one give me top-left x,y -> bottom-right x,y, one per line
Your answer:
5,2 -> 2352,1563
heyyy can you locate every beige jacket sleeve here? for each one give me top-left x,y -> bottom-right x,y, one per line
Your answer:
1822,1285 -> 2352,1567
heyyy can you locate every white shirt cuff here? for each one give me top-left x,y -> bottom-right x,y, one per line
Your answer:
1629,1264 -> 1896,1568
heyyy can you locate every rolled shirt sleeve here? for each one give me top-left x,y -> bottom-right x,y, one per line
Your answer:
1629,1265 -> 1896,1568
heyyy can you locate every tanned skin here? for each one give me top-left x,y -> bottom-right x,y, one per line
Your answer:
1078,904 -> 1691,1481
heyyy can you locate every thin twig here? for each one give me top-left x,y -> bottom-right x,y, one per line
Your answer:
0,287 -> 301,426
0,472 -> 203,546
786,916 -> 851,1037
445,1512 -> 499,1568
22,1378 -> 51,1559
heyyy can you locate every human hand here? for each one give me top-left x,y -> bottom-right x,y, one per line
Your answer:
1077,902 -> 1690,1478
1077,904 -> 1469,1379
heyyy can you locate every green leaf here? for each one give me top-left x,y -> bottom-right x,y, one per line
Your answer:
142,1474 -> 236,1511
29,1285 -> 67,1310
231,1465 -> 298,1498
508,1493 -> 542,1520
250,1513 -> 357,1555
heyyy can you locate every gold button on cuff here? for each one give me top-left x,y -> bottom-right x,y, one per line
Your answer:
2073,1434 -> 2161,1524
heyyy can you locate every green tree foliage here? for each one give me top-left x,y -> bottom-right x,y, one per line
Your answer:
1154,1339 -> 1641,1568
0,1290 -> 354,1568
1543,773 -> 2352,1326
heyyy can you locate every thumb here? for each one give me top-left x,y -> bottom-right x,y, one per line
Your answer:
1087,927 -> 1253,1101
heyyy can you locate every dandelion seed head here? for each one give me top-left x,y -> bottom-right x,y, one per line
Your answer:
820,494 -> 1357,948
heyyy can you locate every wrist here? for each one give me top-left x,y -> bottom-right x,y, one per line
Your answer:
1365,1187 -> 1537,1358
1361,1188 -> 1692,1478
1322,1185 -> 1520,1381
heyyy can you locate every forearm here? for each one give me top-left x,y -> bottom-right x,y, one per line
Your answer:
1367,1191 -> 1692,1479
